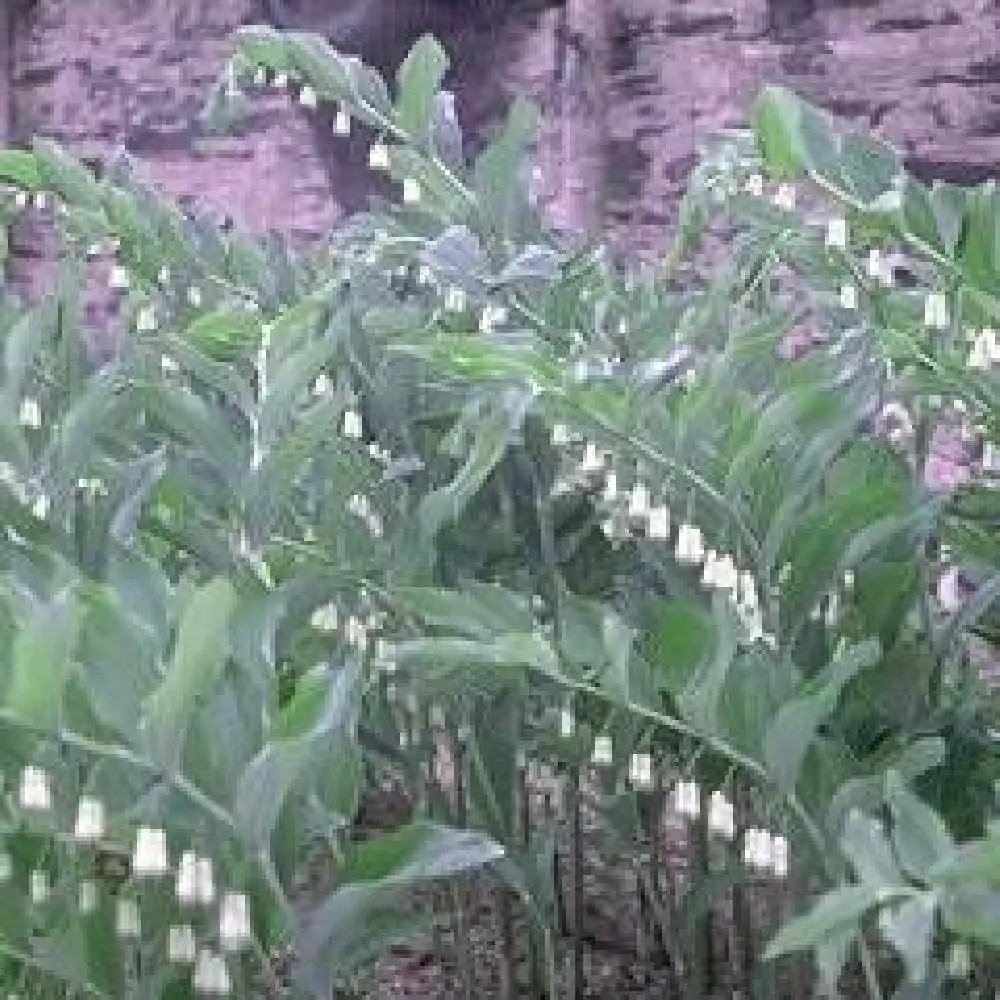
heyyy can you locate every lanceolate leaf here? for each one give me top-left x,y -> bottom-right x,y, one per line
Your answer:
763,639 -> 880,793
7,589 -> 81,731
763,884 -> 912,962
144,577 -> 236,769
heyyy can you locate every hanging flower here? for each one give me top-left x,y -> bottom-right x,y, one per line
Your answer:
334,108 -> 351,136
629,752 -> 653,789
341,409 -> 363,440
839,284 -> 857,310
108,264 -> 130,290
79,880 -> 99,915
115,898 -> 141,938
672,779 -> 700,819
132,826 -> 169,876
708,791 -> 735,839
675,523 -> 705,566
773,183 -> 796,211
402,177 -> 422,205
368,142 -> 390,171
592,735 -> 613,766
18,766 -> 52,811
825,217 -> 848,249
628,482 -> 650,520
299,84 -> 318,108
647,504 -> 670,540
924,291 -> 949,329
168,924 -> 198,964
73,796 -> 106,843
30,868 -> 49,905
193,949 -> 231,995
136,305 -> 156,332
19,397 -> 41,429
219,892 -> 252,952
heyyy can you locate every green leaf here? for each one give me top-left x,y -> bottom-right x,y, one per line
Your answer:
902,175 -> 946,257
7,590 -> 80,731
839,131 -> 901,205
394,583 -> 533,637
752,86 -> 804,178
886,770 -> 955,882
841,809 -> 903,886
878,895 -> 936,985
32,138 -> 103,210
145,577 -> 236,769
929,180 -> 966,255
958,181 -> 1000,295
180,309 -> 260,363
0,149 -> 41,190
764,884 -> 911,962
763,639 -> 879,793
676,592 -> 738,734
394,35 -> 449,144
472,96 -> 540,245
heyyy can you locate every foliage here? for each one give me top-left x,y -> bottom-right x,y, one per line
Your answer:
0,25 -> 993,1000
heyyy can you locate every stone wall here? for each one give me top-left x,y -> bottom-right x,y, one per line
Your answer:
1,0 -> 998,291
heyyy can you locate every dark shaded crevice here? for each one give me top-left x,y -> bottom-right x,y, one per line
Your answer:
259,0 -> 566,218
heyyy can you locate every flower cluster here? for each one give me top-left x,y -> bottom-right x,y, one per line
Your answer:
10,767 -> 254,994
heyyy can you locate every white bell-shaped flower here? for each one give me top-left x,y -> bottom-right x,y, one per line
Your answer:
839,284 -> 857,310
18,397 -> 41,429
629,752 -> 653,789
744,173 -> 764,197
559,703 -> 575,738
581,441 -> 603,473
628,482 -> 650,520
115,898 -> 141,938
937,567 -> 961,612
176,851 -> 199,904
771,833 -> 789,877
647,504 -> 670,540
299,84 -> 318,108
551,423 -> 571,446
825,217 -> 847,249
603,471 -> 618,503
219,891 -> 252,952
341,409 -> 363,440
30,868 -> 49,904
168,923 -> 198,964
672,779 -> 700,819
368,142 -> 390,171
924,291 -> 949,329
193,949 -> 232,994
701,549 -> 720,587
714,554 -> 739,597
592,734 -> 613,766
402,177 -> 422,205
136,305 -> 156,332
73,796 -> 106,843
18,766 -> 52,811
774,183 -> 796,211
132,826 -> 169,876
196,857 -> 216,905
272,71 -> 288,90
79,879 -> 99,915
444,286 -> 466,312
334,107 -> 351,136
743,827 -> 768,868
187,285 -> 202,307
675,523 -> 705,566
108,261 -> 130,293
310,603 -> 338,633
708,791 -> 735,839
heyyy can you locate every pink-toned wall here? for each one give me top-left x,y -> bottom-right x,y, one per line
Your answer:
3,0 -> 999,290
